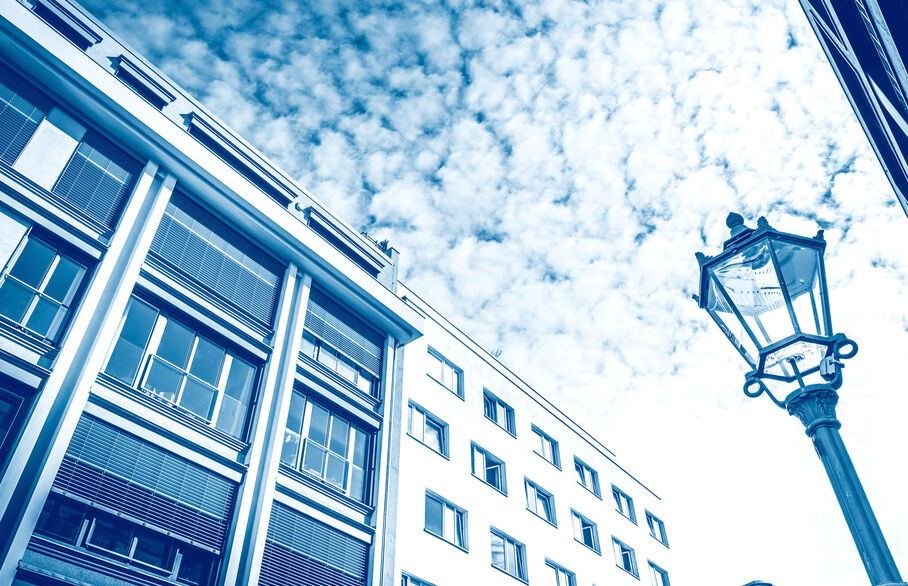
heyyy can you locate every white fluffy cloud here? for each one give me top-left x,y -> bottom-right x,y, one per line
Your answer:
81,0 -> 908,583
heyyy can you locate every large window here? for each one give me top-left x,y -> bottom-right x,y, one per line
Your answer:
427,348 -> 462,398
646,511 -> 669,546
490,528 -> 527,582
483,389 -> 515,435
545,559 -> 575,586
612,485 -> 637,523
280,391 -> 372,503
424,492 -> 467,550
35,493 -> 217,585
471,443 -> 506,494
0,61 -> 52,165
0,212 -> 87,343
301,331 -> 376,395
612,537 -> 639,577
407,402 -> 448,457
571,510 -> 600,553
648,561 -> 670,586
532,425 -> 560,468
103,296 -> 258,439
574,457 -> 600,497
525,478 -> 556,525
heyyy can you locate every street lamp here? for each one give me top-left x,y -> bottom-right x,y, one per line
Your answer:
694,213 -> 906,586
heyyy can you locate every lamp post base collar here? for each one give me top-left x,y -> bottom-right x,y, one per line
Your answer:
785,385 -> 840,435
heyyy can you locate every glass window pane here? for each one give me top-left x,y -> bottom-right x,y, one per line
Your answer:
329,417 -> 349,456
105,298 -> 158,384
188,337 -> 225,385
35,496 -> 86,544
223,357 -> 255,402
143,357 -> 184,402
490,533 -> 505,569
325,453 -> 347,488
356,371 -> 373,394
133,528 -> 174,569
285,392 -> 306,436
349,465 -> 365,503
337,355 -> 357,382
179,378 -> 216,419
280,429 -> 301,467
0,278 -> 34,322
156,319 -> 194,368
455,511 -> 465,547
9,239 -> 54,287
302,441 -> 327,476
89,515 -> 132,555
307,404 -> 329,446
425,420 -> 442,453
301,332 -> 317,358
425,496 -> 443,536
0,210 -> 28,272
352,428 -> 368,467
43,256 -> 85,303
24,297 -> 64,337
177,547 -> 213,585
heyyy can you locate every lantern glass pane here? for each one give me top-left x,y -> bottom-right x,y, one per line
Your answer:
763,339 -> 828,379
709,239 -> 795,346
707,277 -> 758,367
771,240 -> 828,337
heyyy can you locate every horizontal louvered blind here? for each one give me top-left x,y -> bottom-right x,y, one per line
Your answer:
149,191 -> 283,326
0,61 -> 52,165
51,416 -> 237,553
304,287 -> 384,375
51,130 -> 143,228
260,502 -> 368,586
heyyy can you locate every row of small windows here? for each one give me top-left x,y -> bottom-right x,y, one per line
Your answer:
420,491 -> 670,585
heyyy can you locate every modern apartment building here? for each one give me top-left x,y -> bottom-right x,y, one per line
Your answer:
795,0 -> 908,215
0,1 -> 672,585
388,285 -> 671,586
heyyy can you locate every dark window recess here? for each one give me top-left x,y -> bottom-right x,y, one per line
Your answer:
149,191 -> 283,326
304,286 -> 384,376
260,501 -> 369,586
0,385 -> 27,469
52,130 -> 142,228
188,123 -> 291,206
32,0 -> 101,51
0,61 -> 52,165
50,415 -> 237,554
307,220 -> 380,278
115,68 -> 170,110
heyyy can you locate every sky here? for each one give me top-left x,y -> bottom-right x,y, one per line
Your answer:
77,0 -> 908,583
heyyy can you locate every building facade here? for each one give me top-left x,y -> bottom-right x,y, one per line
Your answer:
0,1 -> 672,585
795,0 -> 908,215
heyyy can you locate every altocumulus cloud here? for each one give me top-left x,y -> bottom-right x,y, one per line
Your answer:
80,0 -> 908,583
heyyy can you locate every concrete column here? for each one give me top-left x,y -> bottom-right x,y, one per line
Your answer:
12,107 -> 86,190
0,162 -> 175,582
222,269 -> 310,586
373,337 -> 403,586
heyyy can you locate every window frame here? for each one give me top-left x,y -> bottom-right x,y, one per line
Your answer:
524,478 -> 556,526
424,490 -> 468,552
570,509 -> 600,554
426,347 -> 463,399
645,510 -> 669,547
401,573 -> 437,586
545,559 -> 576,586
612,485 -> 637,524
489,527 -> 528,583
612,536 -> 639,578
407,401 -> 449,458
301,330 -> 377,397
531,425 -> 561,469
574,457 -> 601,498
483,389 -> 516,436
648,561 -> 670,586
471,442 -> 507,495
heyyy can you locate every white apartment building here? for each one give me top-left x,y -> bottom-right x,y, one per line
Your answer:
389,285 -> 672,586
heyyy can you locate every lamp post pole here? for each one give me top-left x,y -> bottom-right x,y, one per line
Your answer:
694,213 -> 907,586
787,385 -> 903,585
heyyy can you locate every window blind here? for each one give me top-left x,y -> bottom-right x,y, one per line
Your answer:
0,61 -> 52,165
149,191 -> 283,326
52,129 -> 143,228
50,415 -> 237,553
260,502 -> 369,586
304,287 -> 384,376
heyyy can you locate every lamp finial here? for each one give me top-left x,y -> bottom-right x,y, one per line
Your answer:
726,212 -> 746,236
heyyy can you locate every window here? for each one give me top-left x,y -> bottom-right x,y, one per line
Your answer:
612,485 -> 636,523
52,129 -> 142,228
545,559 -> 575,586
612,537 -> 638,577
490,528 -> 527,582
0,61 -> 52,165
646,511 -> 669,546
424,492 -> 467,550
407,402 -> 448,457
301,331 -> 377,396
0,385 -> 27,466
280,391 -> 372,503
471,443 -> 506,494
427,348 -> 462,397
525,479 -> 556,525
103,296 -> 259,439
0,224 -> 87,343
649,562 -> 670,586
35,493 -> 217,585
402,573 -> 436,586
571,510 -> 600,553
574,457 -> 600,497
483,389 -> 515,435
532,425 -> 560,468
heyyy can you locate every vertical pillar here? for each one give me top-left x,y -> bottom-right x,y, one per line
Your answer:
0,162 -> 175,582
222,268 -> 310,586
374,338 -> 404,586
